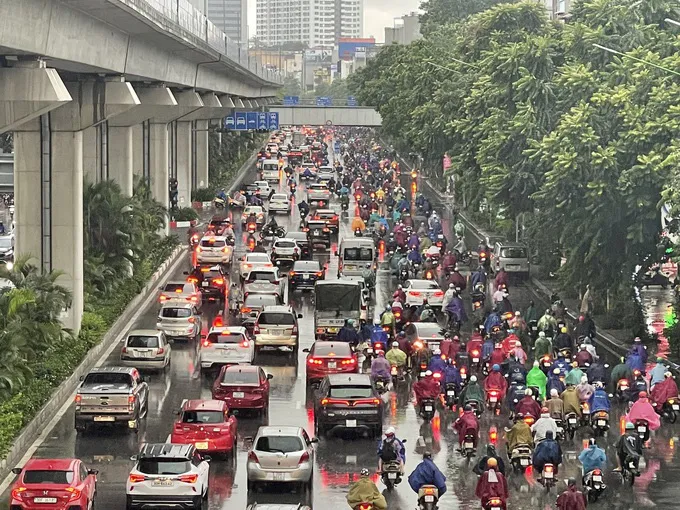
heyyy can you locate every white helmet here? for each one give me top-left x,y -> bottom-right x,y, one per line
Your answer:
434,349 -> 441,355
392,342 -> 399,348
385,426 -> 395,436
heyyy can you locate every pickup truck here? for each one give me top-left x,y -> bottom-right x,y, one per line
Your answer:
74,366 -> 149,433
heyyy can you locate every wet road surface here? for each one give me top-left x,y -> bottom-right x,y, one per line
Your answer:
4,147 -> 680,510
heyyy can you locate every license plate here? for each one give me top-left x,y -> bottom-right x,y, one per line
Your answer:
153,480 -> 173,486
303,274 -> 310,280
473,358 -> 479,363
388,472 -> 397,479
544,471 -> 553,478
532,326 -> 538,331
569,418 -> 577,424
314,230 -> 320,235
328,362 -> 337,369
420,372 -> 425,377
273,472 -> 285,481
270,329 -> 283,335
673,405 -> 679,410
328,328 -> 338,333
464,442 -> 473,448
424,495 -> 435,502
597,420 -> 606,426
202,281 -> 209,287
233,392 -> 245,398
492,507 -> 501,510
94,416 -> 115,422
346,419 -> 357,427
34,497 -> 57,503
424,405 -> 433,411
367,348 -> 373,353
593,475 -> 602,482
447,390 -> 455,396
638,426 -> 646,433
520,459 -> 528,466
490,397 -> 497,403
195,441 -> 209,450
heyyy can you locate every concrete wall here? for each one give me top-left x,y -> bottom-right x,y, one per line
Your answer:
269,106 -> 382,126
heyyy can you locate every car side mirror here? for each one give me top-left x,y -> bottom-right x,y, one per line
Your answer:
334,251 -> 339,257
87,468 -> 99,475
302,348 -> 310,353
203,455 -> 212,463
311,437 -> 320,443
11,467 -> 21,475
267,374 -> 274,380
129,455 -> 138,461
298,314 -> 303,319
79,375 -> 84,381
183,271 -> 189,275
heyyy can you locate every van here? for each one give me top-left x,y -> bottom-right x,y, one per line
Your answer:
492,241 -> 530,278
261,159 -> 280,182
336,238 -> 376,277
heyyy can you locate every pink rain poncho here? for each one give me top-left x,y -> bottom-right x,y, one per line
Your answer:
626,397 -> 661,431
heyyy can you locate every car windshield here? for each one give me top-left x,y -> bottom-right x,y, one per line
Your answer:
271,194 -> 288,201
258,313 -> 295,325
247,271 -> 277,282
329,385 -> 373,399
314,343 -> 351,356
221,370 -> 259,385
23,470 -> 74,484
207,332 -> 244,344
415,324 -> 444,338
200,239 -> 226,248
0,237 -> 11,249
244,295 -> 279,307
315,285 -> 360,311
343,247 -> 373,261
293,261 -> 320,271
137,460 -> 191,475
275,241 -> 296,248
246,254 -> 270,263
161,307 -> 192,319
410,280 -> 440,290
255,436 -> 303,454
127,336 -> 159,348
501,247 -> 527,258
181,411 -> 224,424
82,373 -> 132,386
164,283 -> 188,293
310,185 -> 327,190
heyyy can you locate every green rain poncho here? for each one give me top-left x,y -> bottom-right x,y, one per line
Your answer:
565,367 -> 584,387
459,380 -> 485,407
526,366 -> 548,400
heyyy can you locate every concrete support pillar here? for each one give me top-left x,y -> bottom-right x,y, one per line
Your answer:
196,120 -> 209,189
131,123 -> 144,180
150,123 -> 169,234
109,126 -> 134,195
82,125 -> 98,184
176,121 -> 192,207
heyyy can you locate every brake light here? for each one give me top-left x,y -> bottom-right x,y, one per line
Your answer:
308,358 -> 323,365
188,296 -> 198,303
316,271 -> 323,277
524,416 -> 535,426
413,341 -> 423,349
490,427 -> 498,441
290,271 -> 296,277
472,350 -> 479,357
213,278 -> 224,285
65,487 -> 81,501
460,367 -> 467,375
341,358 -> 356,365
157,347 -> 165,355
544,465 -> 553,473
11,487 -> 26,500
409,291 -> 421,296
175,288 -> 182,293
196,246 -> 202,253
128,395 -> 136,412
358,505 -> 373,510
74,394 -> 82,404
240,307 -> 251,313
321,398 -> 350,406
187,277 -> 198,283
212,316 -> 223,327
248,451 -> 260,463
160,295 -> 168,302
292,325 -> 298,334
424,487 -> 436,495
299,451 -> 310,464
129,473 -> 146,483
188,317 -> 196,324
177,473 -> 198,484
241,341 -> 250,348
433,372 -> 441,379
222,247 -> 229,253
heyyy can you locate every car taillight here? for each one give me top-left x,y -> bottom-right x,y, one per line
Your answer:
433,291 -> 443,297
157,347 -> 165,354
248,451 -> 260,463
128,395 -> 136,412
341,358 -> 356,365
188,296 -> 198,303
11,487 -> 26,500
121,346 -> 128,354
160,295 -> 168,302
129,473 -> 146,483
409,291 -> 421,297
253,325 -> 260,335
308,358 -> 323,365
298,451 -> 310,464
187,317 -> 196,324
316,271 -> 323,277
241,341 -> 250,348
292,325 -> 298,334
65,487 -> 81,501
203,339 -> 212,347
213,278 -> 224,285
240,307 -> 251,313
74,394 -> 82,405
196,246 -> 202,253
178,474 -> 198,483
290,271 -> 296,277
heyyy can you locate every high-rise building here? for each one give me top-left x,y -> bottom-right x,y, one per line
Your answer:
384,12 -> 421,45
187,0 -> 248,44
256,0 -> 363,48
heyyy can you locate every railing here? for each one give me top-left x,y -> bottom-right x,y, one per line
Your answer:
113,0 -> 283,84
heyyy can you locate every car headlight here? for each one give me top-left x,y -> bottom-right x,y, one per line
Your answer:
5,262 -> 13,270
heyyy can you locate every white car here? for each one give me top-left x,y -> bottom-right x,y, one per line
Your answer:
200,326 -> 254,368
126,443 -> 209,509
243,267 -> 285,297
239,252 -> 273,280
271,238 -> 300,265
269,193 -> 290,214
242,205 -> 266,226
316,166 -> 335,182
254,180 -> 272,197
403,279 -> 445,307
196,235 -> 233,266
306,183 -> 331,203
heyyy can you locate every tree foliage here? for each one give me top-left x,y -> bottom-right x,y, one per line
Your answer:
419,0 -> 513,36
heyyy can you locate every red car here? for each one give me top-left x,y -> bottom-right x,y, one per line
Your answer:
212,365 -> 273,415
10,458 -> 97,510
304,341 -> 358,383
170,399 -> 237,456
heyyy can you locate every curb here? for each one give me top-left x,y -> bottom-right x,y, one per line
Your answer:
0,244 -> 186,480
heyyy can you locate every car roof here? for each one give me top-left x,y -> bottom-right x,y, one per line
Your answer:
261,305 -> 294,313
287,232 -> 308,240
326,373 -> 372,385
208,326 -> 247,335
88,366 -> 137,374
138,443 -> 194,459
245,252 -> 270,260
315,209 -> 336,215
224,364 -> 259,373
182,399 -> 226,412
257,425 -> 304,437
23,458 -> 78,471
160,302 -> 194,310
128,329 -> 162,336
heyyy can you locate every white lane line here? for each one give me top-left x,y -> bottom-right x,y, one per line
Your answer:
165,434 -> 172,443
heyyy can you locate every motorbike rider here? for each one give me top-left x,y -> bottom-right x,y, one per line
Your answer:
428,349 -> 447,374
525,300 -> 538,324
386,341 -> 408,371
446,292 -> 468,328
485,364 -> 508,401
534,331 -> 552,361
556,478 -> 587,510
506,413 -> 534,455
547,388 -> 565,422
475,457 -> 508,509
650,357 -> 668,388
611,356 -> 634,390
561,384 -> 582,419
492,285 -> 508,307
626,349 -> 645,374
408,451 -> 447,498
514,388 -> 542,421
532,408 -> 559,443
495,267 -> 509,289
510,340 -> 528,365
615,422 -> 642,475
227,282 -> 243,314
470,265 -> 487,289
442,359 -> 463,394
583,337 -> 598,361
489,343 -> 505,367
466,331 -> 484,361
474,444 -> 506,476
551,351 -> 571,378
380,305 -> 395,332
533,430 -> 562,479
510,310 -> 527,333
459,375 -> 485,409
346,468 -> 387,510
484,307 -> 502,335
586,358 -> 608,385
548,368 -> 566,396
651,371 -> 679,410
419,302 -> 437,322
447,267 -> 467,291
407,246 -> 423,267
351,215 -> 366,232
579,438 -> 606,484
538,309 -> 557,335
626,390 -> 661,432
527,361 -> 548,400
441,283 -> 457,311
454,405 -> 480,450
576,376 -> 595,403
253,240 -> 267,253
337,319 -> 360,346
590,382 -> 611,414
370,352 -> 392,381
414,370 -> 442,409
629,336 -> 648,366
298,199 -> 310,217
575,344 -> 593,368
631,369 -> 648,401
377,427 -> 406,474
554,327 -> 573,354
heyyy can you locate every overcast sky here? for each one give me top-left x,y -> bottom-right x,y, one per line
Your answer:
247,0 -> 423,43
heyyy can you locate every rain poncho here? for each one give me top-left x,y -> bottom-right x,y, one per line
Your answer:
561,387 -> 581,416
556,486 -> 587,510
370,357 -> 392,379
611,362 -> 633,386
577,381 -> 595,402
386,348 -> 407,367
626,352 -> 644,372
370,326 -> 389,345
590,389 -> 611,413
443,364 -> 462,388
484,312 -> 502,334
547,397 -> 564,421
454,411 -> 479,443
346,477 -> 387,510
507,422 -> 534,452
533,336 -> 552,360
578,445 -> 606,475
650,362 -> 667,387
564,367 -> 584,387
537,314 -> 557,332
547,373 -> 566,396
459,381 -> 485,408
533,435 -> 562,472
532,415 -> 559,443
587,362 -> 607,384
484,371 -> 508,399
475,468 -> 508,503
551,358 -> 571,378
626,398 -> 661,430
526,366 -> 548,400
446,297 -> 467,323
515,396 -> 541,421
629,343 -> 648,365
413,376 -> 441,402
471,269 -> 486,289
482,340 -> 495,361
651,377 -> 679,406
428,355 -> 447,374
408,458 -> 447,496
337,325 -> 360,344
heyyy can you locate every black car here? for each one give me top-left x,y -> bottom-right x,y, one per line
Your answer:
314,374 -> 383,437
289,260 -> 325,291
186,265 -> 227,302
287,231 -> 312,259
305,219 -> 331,250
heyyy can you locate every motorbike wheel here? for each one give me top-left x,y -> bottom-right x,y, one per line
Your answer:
568,429 -> 575,440
383,476 -> 394,491
588,492 -> 600,503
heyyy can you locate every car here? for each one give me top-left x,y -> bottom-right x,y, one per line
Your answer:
200,326 -> 254,368
242,205 -> 266,226
0,234 -> 14,268
271,238 -> 301,266
492,241 -> 530,278
287,231 -> 312,259
269,193 -> 290,214
243,267 -> 285,297
312,209 -> 339,233
254,180 -> 272,196
157,303 -> 202,341
212,365 -> 272,413
253,305 -> 302,355
314,374 -> 383,437
244,183 -> 261,198
316,166 -> 335,183
10,458 -> 98,510
304,341 -> 358,383
246,426 -> 316,492
170,399 -> 237,457
240,293 -> 283,326
305,219 -> 331,249
239,252 -> 274,280
289,260 -> 324,291
196,236 -> 233,266
187,264 -> 227,302
403,279 -> 444,307
159,281 -> 202,308
120,329 -> 172,370
306,183 -> 331,204
126,443 -> 209,510
403,322 -> 445,353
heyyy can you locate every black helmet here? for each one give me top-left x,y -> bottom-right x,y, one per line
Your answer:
423,451 -> 432,460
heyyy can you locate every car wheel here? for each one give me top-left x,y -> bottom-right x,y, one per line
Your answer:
247,479 -> 255,492
193,495 -> 203,510
125,496 -> 134,510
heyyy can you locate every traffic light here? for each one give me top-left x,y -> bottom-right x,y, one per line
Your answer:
169,178 -> 178,209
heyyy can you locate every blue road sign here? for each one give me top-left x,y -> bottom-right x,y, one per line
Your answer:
334,141 -> 341,152
257,112 -> 268,130
347,96 -> 358,107
246,112 -> 257,130
316,96 -> 332,106
234,112 -> 247,130
224,116 -> 235,129
267,112 -> 279,130
283,95 -> 300,106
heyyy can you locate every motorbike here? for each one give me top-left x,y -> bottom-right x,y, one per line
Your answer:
444,383 -> 458,411
228,195 -> 246,208
510,444 -> 533,473
354,229 -> 363,237
390,364 -> 405,386
423,267 -> 436,280
341,201 -> 349,212
659,398 -> 680,423
381,460 -> 403,490
635,419 -> 650,442
464,399 -> 483,419
213,196 -> 226,209
419,398 -> 436,423
564,412 -> 578,440
417,485 -> 439,510
580,402 -> 591,427
620,455 -> 639,486
541,463 -> 556,491
469,349 -> 482,371
246,221 -> 258,235
486,389 -> 502,415
640,268 -> 670,289
189,233 -> 200,250
591,410 -> 609,436
260,225 -> 286,240
246,234 -> 256,252
462,432 -> 476,459
482,497 -> 506,510
584,468 -> 606,503
399,267 -> 410,283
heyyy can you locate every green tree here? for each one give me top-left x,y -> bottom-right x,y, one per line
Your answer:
419,0 -> 512,35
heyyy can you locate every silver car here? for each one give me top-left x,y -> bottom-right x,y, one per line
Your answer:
120,329 -> 171,370
157,303 -> 201,341
240,293 -> 282,325
196,235 -> 233,266
306,183 -> 331,203
243,268 -> 285,298
247,426 -> 317,491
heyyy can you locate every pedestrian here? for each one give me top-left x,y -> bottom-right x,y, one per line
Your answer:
580,284 -> 593,315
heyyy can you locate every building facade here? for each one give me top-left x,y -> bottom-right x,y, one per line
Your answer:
384,12 -> 422,45
187,0 -> 248,43
256,0 -> 363,48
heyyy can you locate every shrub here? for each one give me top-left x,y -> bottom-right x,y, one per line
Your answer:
171,207 -> 199,222
191,187 -> 214,202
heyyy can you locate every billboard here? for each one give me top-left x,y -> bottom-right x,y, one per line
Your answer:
338,37 -> 376,59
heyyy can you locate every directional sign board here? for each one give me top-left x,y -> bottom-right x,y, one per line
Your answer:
246,112 -> 258,130
268,112 -> 279,130
257,112 -> 268,130
234,112 -> 247,130
347,96 -> 358,107
283,95 -> 300,106
224,116 -> 235,129
316,96 -> 332,106
226,111 -> 280,130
